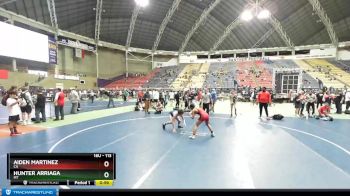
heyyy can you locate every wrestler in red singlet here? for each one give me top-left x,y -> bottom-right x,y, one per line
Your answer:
197,108 -> 209,123
189,104 -> 214,139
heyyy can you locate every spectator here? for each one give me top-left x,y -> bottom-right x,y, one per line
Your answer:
299,91 -> 306,117
69,88 -> 80,114
175,92 -> 180,109
54,88 -> 65,121
153,90 -> 159,103
143,90 -> 151,115
137,90 -> 144,103
345,89 -> 350,111
19,87 -> 34,125
123,89 -> 129,102
305,91 -> 316,118
334,91 -> 343,114
34,90 -> 46,123
6,91 -> 22,136
210,89 -> 217,113
316,90 -> 324,108
154,100 -> 163,114
89,90 -> 95,103
202,89 -> 212,114
107,91 -> 115,108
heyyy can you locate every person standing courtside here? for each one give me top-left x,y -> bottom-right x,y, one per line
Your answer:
257,87 -> 272,119
334,91 -> 344,114
19,87 -> 34,125
202,89 -> 212,114
299,91 -> 306,117
54,88 -> 65,121
69,88 -> 80,114
6,91 -> 22,136
89,90 -> 95,103
305,91 -> 317,118
107,91 -> 115,108
174,91 -> 180,109
316,90 -> 324,108
211,89 -> 217,113
230,89 -> 237,117
34,90 -> 46,123
345,89 -> 350,111
143,90 -> 151,114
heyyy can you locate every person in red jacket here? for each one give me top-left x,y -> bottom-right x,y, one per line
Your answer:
54,88 -> 65,121
137,90 -> 144,103
257,87 -> 272,119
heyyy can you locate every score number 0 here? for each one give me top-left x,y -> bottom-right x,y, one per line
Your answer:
104,161 -> 110,178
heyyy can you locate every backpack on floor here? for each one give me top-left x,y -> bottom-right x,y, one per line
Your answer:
1,94 -> 9,106
272,114 -> 284,120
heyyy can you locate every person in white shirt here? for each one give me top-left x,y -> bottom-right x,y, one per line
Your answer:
169,91 -> 175,107
169,91 -> 175,100
89,90 -> 95,103
6,91 -> 22,136
119,90 -> 122,100
150,90 -> 154,102
153,90 -> 159,102
19,87 -> 34,125
202,89 -> 212,114
69,89 -> 80,114
306,91 -> 317,117
345,89 -> 350,111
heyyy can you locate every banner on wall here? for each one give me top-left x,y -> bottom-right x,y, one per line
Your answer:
48,36 -> 57,65
56,83 -> 64,89
0,70 -> 9,79
54,74 -> 80,81
75,48 -> 82,58
58,38 -> 96,52
153,62 -> 175,68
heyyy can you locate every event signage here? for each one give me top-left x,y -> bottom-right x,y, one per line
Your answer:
48,36 -> 57,65
54,75 -> 80,81
1,188 -> 57,196
58,38 -> 96,52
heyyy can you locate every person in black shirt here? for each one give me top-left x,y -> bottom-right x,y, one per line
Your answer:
106,91 -> 115,108
175,92 -> 180,109
34,90 -> 46,123
294,92 -> 302,117
159,91 -> 165,106
334,92 -> 344,114
317,78 -> 324,90
316,90 -> 324,108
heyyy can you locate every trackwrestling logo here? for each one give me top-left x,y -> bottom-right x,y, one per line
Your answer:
2,189 -> 57,196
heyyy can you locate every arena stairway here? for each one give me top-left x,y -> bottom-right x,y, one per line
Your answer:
294,60 -> 343,89
187,63 -> 210,89
324,59 -> 350,88
305,59 -> 346,88
171,64 -> 200,90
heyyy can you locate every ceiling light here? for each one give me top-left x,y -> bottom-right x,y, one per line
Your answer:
241,10 -> 253,21
135,0 -> 149,7
257,9 -> 271,19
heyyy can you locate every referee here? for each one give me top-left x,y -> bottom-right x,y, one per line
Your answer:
257,87 -> 272,119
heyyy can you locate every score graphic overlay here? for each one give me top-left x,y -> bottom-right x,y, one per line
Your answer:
7,153 -> 116,186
